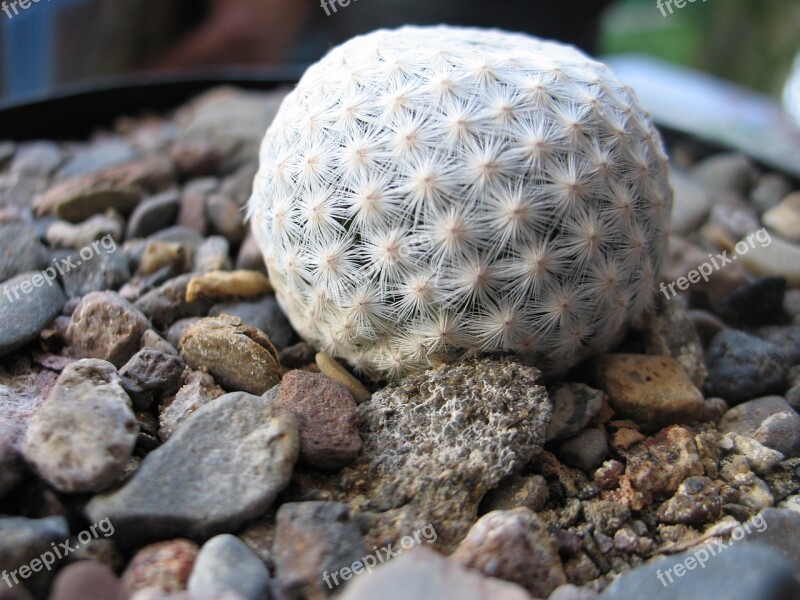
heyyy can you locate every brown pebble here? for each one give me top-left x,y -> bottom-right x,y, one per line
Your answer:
185,270 -> 271,302
315,352 -> 371,404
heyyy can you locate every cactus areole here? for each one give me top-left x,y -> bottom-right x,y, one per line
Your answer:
248,26 -> 672,379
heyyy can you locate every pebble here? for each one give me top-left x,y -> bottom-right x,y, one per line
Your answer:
158,371 -> 224,442
135,274 -> 213,329
273,501 -> 368,598
719,433 -> 785,475
751,173 -> 792,214
279,342 -> 318,369
206,194 -> 246,245
45,212 -> 125,250
338,546 -> 531,600
11,142 -> 63,177
641,300 -> 708,388
177,178 -> 216,236
744,508 -> 800,572
714,276 -> 787,328
624,426 -> 703,498
141,329 -> 179,357
753,325 -> 800,364
719,396 -> 800,457
451,508 -> 566,598
0,141 -> 14,166
0,271 -> 66,358
582,500 -> 631,536
315,352 -> 371,404
656,475 -> 722,525
276,370 -> 361,470
67,291 -> 151,368
704,330 -> 790,404
61,249 -> 131,299
136,241 -> 187,277
598,542 -> 800,600
121,539 -> 198,595
58,138 -> 139,178
192,236 -> 230,273
549,584 -> 599,600
481,473 -> 549,513
289,358 -> 551,552
85,389 -> 299,547
738,477 -> 775,510
737,233 -> 800,286
556,429 -> 608,472
179,315 -> 282,395
126,190 -> 181,240
0,225 -> 48,283
592,354 -> 705,432
21,359 -> 138,492
691,153 -> 758,196
209,295 -> 295,350
169,141 -> 221,180
119,348 -> 185,410
49,561 -> 128,600
763,191 -> 800,243
688,309 -> 727,345
665,236 -> 746,303
185,270 -> 271,303
707,199 -> 762,240
0,516 -> 69,588
668,170 -> 710,235
545,382 -> 604,442
187,534 -> 269,600
235,234 -> 267,273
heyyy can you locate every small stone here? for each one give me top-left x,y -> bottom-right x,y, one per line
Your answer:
141,329 -> 179,356
192,236 -> 230,273
49,561 -> 127,600
481,473 -> 549,513
704,330 -> 790,405
61,249 -> 130,299
665,236 -> 746,303
68,291 -> 151,368
179,315 -> 281,395
135,274 -> 213,329
719,396 -> 800,457
235,234 -> 267,273
0,272 -> 66,358
207,194 -> 246,244
126,189 -> 180,240
148,225 -> 204,252
137,241 -> 187,277
714,276 -> 788,328
85,389 -> 299,546
657,476 -> 722,525
177,178 -> 216,236
549,584 -> 599,600
20,359 -> 138,492
315,352 -> 371,404
753,325 -> 800,364
599,542 -> 800,600
718,433 -> 784,475
279,342 -> 317,369
688,309 -> 727,346
0,516 -> 69,587
641,300 -> 708,388
185,270 -> 271,302
738,233 -> 800,286
11,142 -> 62,177
545,382 -> 604,442
0,225 -> 48,283
158,371 -> 224,441
45,212 -> 124,250
556,429 -> 608,472
273,501 -> 368,598
593,460 -> 624,490
669,169 -> 710,235
764,191 -> 800,243
121,539 -> 198,594
209,295 -> 295,350
119,348 -> 185,410
582,499 -> 630,537
339,546 -> 531,600
738,477 -> 775,510
745,508 -> 800,571
592,354 -> 705,432
708,199 -> 761,240
169,142 -> 220,179
276,370 -> 361,469
691,153 -> 758,196
166,318 -> 202,349
450,508 -> 565,598
751,173 -> 792,214
624,426 -> 703,498
187,534 -> 269,600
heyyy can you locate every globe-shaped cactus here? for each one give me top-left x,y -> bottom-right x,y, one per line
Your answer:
248,26 -> 672,379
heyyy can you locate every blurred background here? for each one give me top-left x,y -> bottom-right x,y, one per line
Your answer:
0,0 -> 799,126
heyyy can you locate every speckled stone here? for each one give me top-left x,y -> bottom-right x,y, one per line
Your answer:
121,539 -> 198,594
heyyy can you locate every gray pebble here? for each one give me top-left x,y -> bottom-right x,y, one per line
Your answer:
556,428 -> 608,472
0,225 -> 48,283
188,534 -> 270,600
0,271 -> 66,358
58,138 -> 138,179
719,396 -> 800,457
126,189 -> 180,240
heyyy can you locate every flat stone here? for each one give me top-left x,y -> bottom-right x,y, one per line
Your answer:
119,348 -> 185,410
0,225 -> 48,283
273,501 -> 368,598
592,354 -> 705,432
704,330 -> 790,405
338,546 -> 531,600
556,429 -> 609,472
158,371 -> 224,441
450,508 -> 566,598
188,534 -> 270,600
45,212 -> 124,250
121,539 -> 198,595
599,542 -> 800,600
0,272 -> 66,358
126,189 -> 181,240
85,389 -> 299,547
209,295 -> 295,350
624,425 -> 703,499
668,169 -> 710,235
546,382 -> 604,442
179,315 -> 282,395
20,359 -> 138,493
276,370 -> 361,469
287,358 -> 551,552
738,232 -> 800,286
719,396 -> 800,457
135,274 -> 213,330
67,291 -> 151,368
764,192 -> 800,243
641,300 -> 707,388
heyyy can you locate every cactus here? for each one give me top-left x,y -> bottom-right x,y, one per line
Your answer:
248,26 -> 672,379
